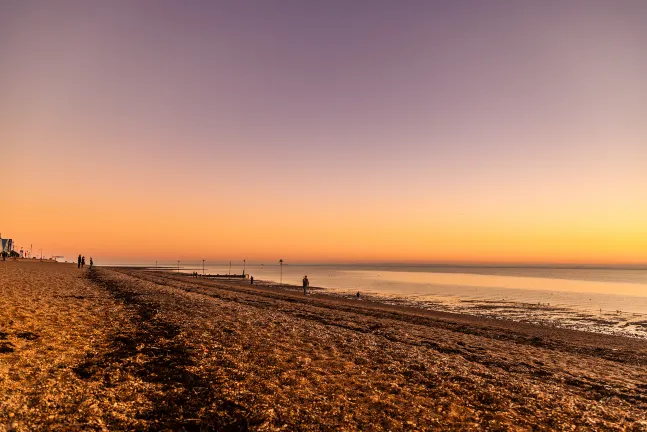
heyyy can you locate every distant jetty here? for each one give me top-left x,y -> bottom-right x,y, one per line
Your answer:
181,272 -> 248,279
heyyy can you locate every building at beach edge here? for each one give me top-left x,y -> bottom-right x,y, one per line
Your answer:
1,236 -> 13,254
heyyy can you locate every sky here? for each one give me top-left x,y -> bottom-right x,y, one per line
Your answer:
2,0 -> 646,264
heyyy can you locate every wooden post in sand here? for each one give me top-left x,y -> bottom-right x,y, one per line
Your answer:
279,259 -> 283,284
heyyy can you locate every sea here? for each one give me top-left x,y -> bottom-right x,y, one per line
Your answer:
113,262 -> 647,339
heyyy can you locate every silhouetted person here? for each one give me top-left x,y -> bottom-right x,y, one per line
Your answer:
78,254 -> 81,268
2,251 -> 6,261
250,276 -> 254,285
302,275 -> 309,295
356,291 -> 360,299
89,257 -> 93,269
81,256 -> 85,268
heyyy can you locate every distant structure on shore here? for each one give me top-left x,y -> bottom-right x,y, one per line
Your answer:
1,235 -> 13,254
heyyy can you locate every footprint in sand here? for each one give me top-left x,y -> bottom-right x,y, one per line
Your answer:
16,331 -> 39,341
0,342 -> 15,353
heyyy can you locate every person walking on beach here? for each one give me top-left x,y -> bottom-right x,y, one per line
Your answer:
81,256 -> 85,268
89,257 -> 93,270
302,275 -> 309,295
250,276 -> 254,285
78,254 -> 81,268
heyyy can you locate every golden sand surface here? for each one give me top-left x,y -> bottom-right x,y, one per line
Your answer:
1,260 -> 647,431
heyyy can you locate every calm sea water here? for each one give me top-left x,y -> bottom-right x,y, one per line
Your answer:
148,263 -> 647,312
119,262 -> 647,337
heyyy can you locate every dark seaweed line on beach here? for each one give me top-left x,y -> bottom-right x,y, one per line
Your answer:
79,268 -> 256,431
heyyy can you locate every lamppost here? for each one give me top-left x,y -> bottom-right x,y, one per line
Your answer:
279,259 -> 283,284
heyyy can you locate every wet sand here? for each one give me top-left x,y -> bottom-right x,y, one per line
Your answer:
1,261 -> 647,431
324,294 -> 647,340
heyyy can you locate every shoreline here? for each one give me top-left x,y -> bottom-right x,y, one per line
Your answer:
156,269 -> 647,340
2,261 -> 646,430
156,269 -> 647,355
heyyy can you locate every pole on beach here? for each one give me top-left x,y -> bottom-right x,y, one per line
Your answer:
177,260 -> 180,273
202,259 -> 205,275
279,259 -> 283,284
243,259 -> 246,276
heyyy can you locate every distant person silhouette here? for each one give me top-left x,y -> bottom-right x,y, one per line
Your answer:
250,276 -> 254,285
89,257 -> 93,270
78,254 -> 81,268
302,275 -> 309,295
81,256 -> 85,268
356,291 -> 361,299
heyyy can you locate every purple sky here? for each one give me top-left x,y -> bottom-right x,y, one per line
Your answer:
2,1 -> 647,262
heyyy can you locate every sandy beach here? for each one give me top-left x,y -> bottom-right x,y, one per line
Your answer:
1,260 -> 647,431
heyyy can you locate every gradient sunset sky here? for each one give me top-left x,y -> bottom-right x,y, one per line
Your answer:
2,1 -> 646,264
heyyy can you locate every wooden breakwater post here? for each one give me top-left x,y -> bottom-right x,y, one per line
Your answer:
203,273 -> 248,279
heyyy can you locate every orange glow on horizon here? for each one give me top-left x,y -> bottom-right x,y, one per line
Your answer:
5,185 -> 646,265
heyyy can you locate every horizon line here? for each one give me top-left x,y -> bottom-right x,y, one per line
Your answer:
93,259 -> 647,270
